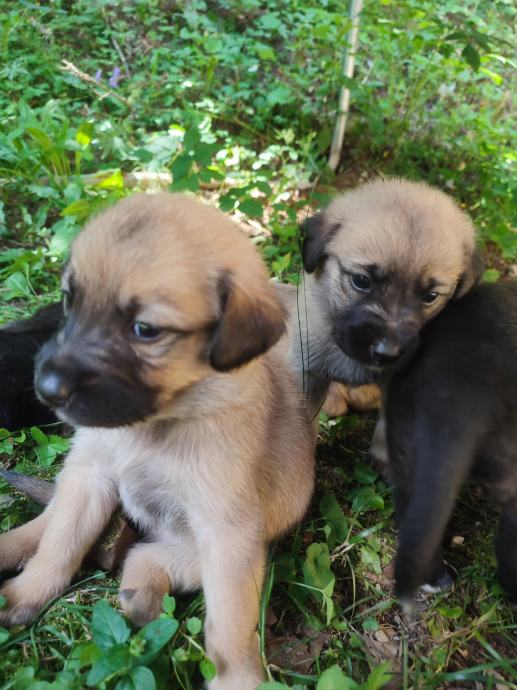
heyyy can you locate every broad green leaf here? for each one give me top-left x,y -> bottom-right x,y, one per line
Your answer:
255,43 -> 276,61
199,657 -> 217,681
170,153 -> 193,182
320,494 -> 347,549
86,646 -> 132,686
363,662 -> 392,690
128,666 -> 156,690
91,600 -> 131,650
13,667 -> 36,690
61,199 -> 92,221
162,593 -> 176,616
3,271 -> 33,300
186,616 -> 202,635
137,616 -> 179,664
317,664 -> 357,689
239,197 -> 263,218
183,128 -> 201,151
96,169 -> 124,190
303,542 -> 335,601
462,44 -> 480,71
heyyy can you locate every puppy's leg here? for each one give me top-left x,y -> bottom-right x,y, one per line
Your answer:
0,512 -> 49,572
347,384 -> 381,411
119,535 -> 201,626
392,432 -> 475,603
495,498 -> 517,603
322,382 -> 350,417
367,414 -> 390,478
0,456 -> 116,626
196,524 -> 265,690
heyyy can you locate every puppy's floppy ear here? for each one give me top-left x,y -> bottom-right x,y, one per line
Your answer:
454,246 -> 485,299
209,274 -> 286,372
301,214 -> 340,274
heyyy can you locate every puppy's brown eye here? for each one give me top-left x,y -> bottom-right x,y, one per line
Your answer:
423,291 -> 439,305
351,274 -> 371,292
132,321 -> 163,341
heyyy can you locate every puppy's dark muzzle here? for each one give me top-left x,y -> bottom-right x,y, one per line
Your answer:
35,359 -> 96,409
34,338 -> 157,428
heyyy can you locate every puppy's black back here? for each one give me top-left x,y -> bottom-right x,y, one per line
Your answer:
386,283 -> 517,600
0,302 -> 63,429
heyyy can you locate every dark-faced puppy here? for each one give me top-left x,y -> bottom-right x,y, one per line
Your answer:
385,282 -> 517,604
0,193 -> 316,690
286,178 -> 483,415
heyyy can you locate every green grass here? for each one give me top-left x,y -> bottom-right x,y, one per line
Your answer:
1,0 -> 516,688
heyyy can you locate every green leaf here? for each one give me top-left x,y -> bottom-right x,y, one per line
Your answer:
86,646 -> 132,686
239,198 -> 263,218
199,657 -> 217,681
13,667 -> 35,690
256,684 -> 290,690
61,199 -> 92,221
438,605 -> 463,620
137,616 -> 179,664
255,43 -> 276,61
0,626 -> 10,644
360,545 -> 382,575
183,128 -> 201,151
266,85 -> 293,106
96,170 -> 124,190
317,664 -> 357,689
127,667 -> 156,690
462,44 -> 480,71
219,194 -> 237,212
193,142 -> 218,167
162,593 -> 176,616
482,268 -> 500,283
363,662 -> 392,690
186,616 -> 202,635
303,543 -> 335,602
320,494 -> 347,549
91,600 -> 131,650
3,271 -> 33,300
170,153 -> 193,182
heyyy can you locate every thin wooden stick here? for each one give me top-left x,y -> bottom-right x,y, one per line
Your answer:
328,0 -> 363,171
60,60 -> 131,107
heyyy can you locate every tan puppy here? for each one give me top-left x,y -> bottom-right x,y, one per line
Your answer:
280,179 -> 482,464
0,193 -> 316,690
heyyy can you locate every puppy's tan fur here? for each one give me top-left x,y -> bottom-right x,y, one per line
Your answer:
281,179 -> 481,465
0,193 -> 316,690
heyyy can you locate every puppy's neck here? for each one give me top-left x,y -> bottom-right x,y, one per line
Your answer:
151,356 -> 267,421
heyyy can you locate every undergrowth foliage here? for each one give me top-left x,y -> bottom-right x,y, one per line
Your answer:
0,0 -> 516,688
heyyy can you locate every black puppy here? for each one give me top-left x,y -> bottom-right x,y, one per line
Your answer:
385,282 -> 517,604
0,303 -> 62,429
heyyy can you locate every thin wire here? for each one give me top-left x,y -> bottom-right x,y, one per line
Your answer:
296,174 -> 321,406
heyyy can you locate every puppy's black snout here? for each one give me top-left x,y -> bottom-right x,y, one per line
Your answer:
36,364 -> 78,407
370,339 -> 403,365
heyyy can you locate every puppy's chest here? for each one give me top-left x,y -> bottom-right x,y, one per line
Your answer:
114,431 -> 195,533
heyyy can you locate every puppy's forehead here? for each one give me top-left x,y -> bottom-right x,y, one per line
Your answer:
326,178 -> 475,278
68,193 -> 238,321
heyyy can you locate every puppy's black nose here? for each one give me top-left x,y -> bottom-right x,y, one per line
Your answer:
36,365 -> 77,407
370,340 -> 402,365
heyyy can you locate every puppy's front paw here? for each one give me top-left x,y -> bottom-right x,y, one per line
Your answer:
0,577 -> 43,627
421,567 -> 455,594
119,586 -> 164,626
